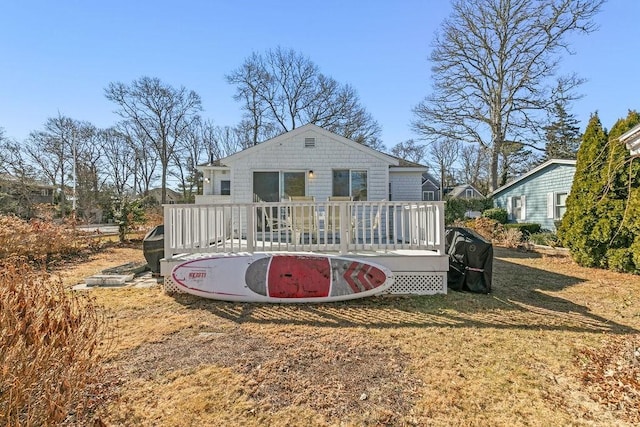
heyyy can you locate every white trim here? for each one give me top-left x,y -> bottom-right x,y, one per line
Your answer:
520,195 -> 526,220
490,159 -> 576,197
620,123 -> 640,156
547,192 -> 554,219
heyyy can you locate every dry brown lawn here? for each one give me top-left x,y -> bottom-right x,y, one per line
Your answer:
65,246 -> 640,426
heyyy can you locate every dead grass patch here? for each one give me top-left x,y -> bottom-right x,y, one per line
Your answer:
33,245 -> 640,425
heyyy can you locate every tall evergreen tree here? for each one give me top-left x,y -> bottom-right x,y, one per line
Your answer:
557,113 -> 609,267
559,111 -> 640,272
598,110 -> 640,272
543,101 -> 582,160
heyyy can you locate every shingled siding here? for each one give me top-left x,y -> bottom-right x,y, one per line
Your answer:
226,128 -> 392,203
390,171 -> 423,201
493,163 -> 576,232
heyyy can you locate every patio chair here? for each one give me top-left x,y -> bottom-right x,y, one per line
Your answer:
288,197 -> 317,243
327,196 -> 354,242
262,205 -> 291,233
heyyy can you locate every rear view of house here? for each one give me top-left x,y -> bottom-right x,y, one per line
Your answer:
197,123 -> 426,204
490,159 -> 576,231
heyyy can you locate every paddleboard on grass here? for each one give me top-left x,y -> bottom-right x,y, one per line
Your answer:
171,253 -> 393,303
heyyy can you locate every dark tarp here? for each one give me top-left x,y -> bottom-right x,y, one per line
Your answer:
445,227 -> 493,293
142,225 -> 164,275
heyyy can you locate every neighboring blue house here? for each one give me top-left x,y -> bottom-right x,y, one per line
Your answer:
490,159 -> 576,231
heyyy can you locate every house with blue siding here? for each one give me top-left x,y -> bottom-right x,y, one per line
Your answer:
490,159 -> 576,231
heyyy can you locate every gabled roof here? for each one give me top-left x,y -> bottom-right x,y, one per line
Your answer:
490,158 -> 577,197
422,171 -> 439,187
447,184 -> 484,198
209,123 -> 399,167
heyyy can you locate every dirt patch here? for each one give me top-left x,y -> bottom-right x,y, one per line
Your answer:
117,327 -> 420,424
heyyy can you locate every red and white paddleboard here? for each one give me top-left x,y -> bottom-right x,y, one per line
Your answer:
171,253 -> 393,303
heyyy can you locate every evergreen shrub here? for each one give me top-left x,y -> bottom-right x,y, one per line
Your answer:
504,223 -> 541,236
481,208 -> 508,224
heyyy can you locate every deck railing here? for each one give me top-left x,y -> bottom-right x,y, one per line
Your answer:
164,200 -> 445,259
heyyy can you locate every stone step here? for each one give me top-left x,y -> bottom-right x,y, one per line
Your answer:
85,274 -> 134,286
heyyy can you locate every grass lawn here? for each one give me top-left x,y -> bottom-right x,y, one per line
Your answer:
67,246 -> 639,426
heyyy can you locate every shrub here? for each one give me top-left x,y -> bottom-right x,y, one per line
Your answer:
482,208 -> 508,224
0,261 -> 107,425
504,223 -> 541,236
445,197 -> 492,225
465,217 -> 504,242
528,232 -> 561,247
0,215 -> 98,261
606,248 -> 636,273
500,227 -> 523,248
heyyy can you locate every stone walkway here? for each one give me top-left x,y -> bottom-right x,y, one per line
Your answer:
72,271 -> 162,291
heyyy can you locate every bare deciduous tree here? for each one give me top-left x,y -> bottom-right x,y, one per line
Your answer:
99,127 -> 135,197
429,139 -> 461,192
390,139 -> 427,164
412,0 -> 603,191
458,144 -> 490,195
105,76 -> 202,204
227,47 -> 382,148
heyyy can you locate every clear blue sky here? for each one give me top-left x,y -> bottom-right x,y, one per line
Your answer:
1,0 -> 638,151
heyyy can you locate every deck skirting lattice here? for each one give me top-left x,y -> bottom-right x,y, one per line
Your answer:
387,272 -> 447,295
164,271 -> 447,296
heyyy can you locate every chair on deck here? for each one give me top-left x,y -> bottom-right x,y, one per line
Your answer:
288,196 -> 317,243
327,196 -> 354,242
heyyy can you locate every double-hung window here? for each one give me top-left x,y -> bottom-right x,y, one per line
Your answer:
507,195 -> 526,220
547,192 -> 568,219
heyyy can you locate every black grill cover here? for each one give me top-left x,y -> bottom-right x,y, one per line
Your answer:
142,225 -> 164,274
445,227 -> 493,293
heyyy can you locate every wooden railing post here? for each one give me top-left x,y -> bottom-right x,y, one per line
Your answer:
339,203 -> 348,255
246,204 -> 255,253
163,204 -> 172,260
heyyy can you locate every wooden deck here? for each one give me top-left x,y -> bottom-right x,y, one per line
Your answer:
161,201 -> 448,295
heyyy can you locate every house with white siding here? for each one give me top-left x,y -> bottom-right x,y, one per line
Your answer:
196,123 -> 427,204
160,123 -> 449,296
490,159 -> 576,231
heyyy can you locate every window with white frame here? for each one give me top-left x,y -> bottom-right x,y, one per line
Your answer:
423,190 -> 435,201
555,192 -> 567,218
333,169 -> 367,201
547,192 -> 568,219
465,188 -> 474,198
507,195 -> 526,220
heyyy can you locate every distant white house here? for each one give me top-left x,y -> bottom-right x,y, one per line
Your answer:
196,124 -> 428,204
620,123 -> 640,156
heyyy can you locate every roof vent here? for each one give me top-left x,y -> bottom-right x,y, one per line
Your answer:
304,137 -> 316,148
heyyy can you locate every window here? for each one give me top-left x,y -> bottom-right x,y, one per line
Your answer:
282,172 -> 305,197
220,180 -> 231,196
253,171 -> 307,202
423,191 -> 435,201
512,196 -> 524,220
555,192 -> 567,218
465,188 -> 474,198
333,169 -> 367,201
507,195 -> 526,220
